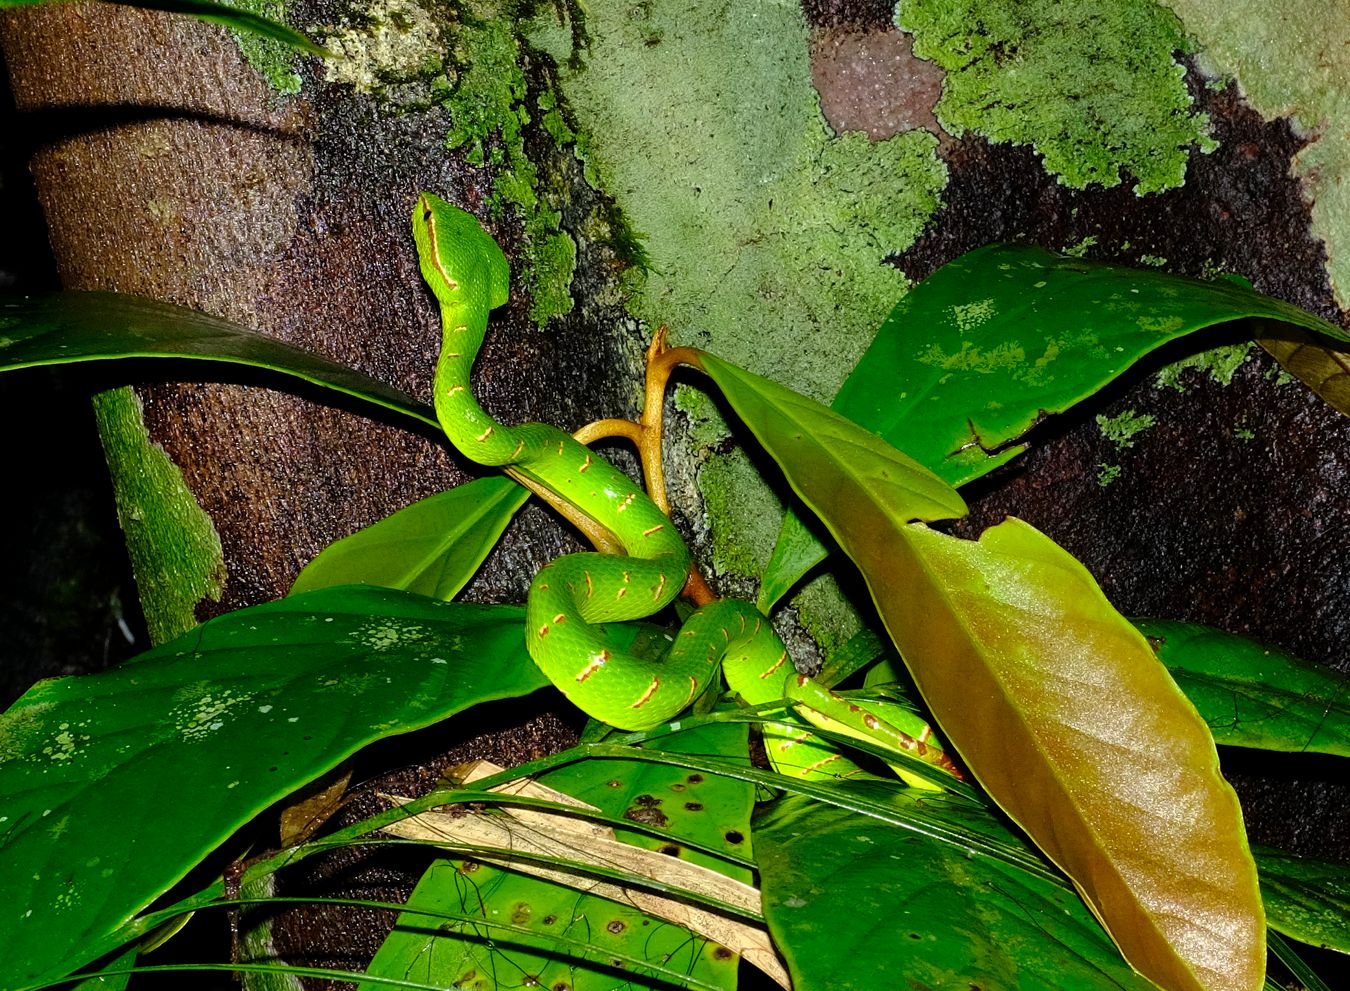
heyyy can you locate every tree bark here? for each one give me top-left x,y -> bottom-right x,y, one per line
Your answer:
0,1 -> 623,637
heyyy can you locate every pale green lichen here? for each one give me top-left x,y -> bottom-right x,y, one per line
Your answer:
918,340 -> 1026,373
223,0 -> 303,94
1155,340 -> 1253,390
171,684 -> 250,742
532,1 -> 947,403
353,620 -> 429,651
531,0 -> 948,600
0,704 -> 53,766
1263,362 -> 1298,386
697,449 -> 785,580
1096,409 -> 1156,449
1064,236 -> 1098,257
1158,0 -> 1350,306
950,298 -> 999,332
897,0 -> 1216,194
441,8 -> 576,323
792,575 -> 865,661
92,389 -> 226,645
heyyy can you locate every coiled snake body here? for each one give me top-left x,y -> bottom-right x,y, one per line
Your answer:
415,193 -> 958,782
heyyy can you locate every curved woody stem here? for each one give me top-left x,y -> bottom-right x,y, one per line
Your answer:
573,327 -> 715,606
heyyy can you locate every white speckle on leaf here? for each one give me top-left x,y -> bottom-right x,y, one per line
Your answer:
172,685 -> 249,742
40,722 -> 90,763
949,297 -> 997,332
354,620 -> 430,652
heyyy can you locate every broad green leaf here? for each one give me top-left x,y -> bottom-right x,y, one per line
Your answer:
889,523 -> 1265,991
0,292 -> 435,428
1254,846 -> 1350,955
292,477 -> 529,599
757,787 -> 1159,991
0,0 -> 328,55
0,587 -> 542,991
365,724 -> 754,991
1135,619 -> 1350,757
702,353 -> 1266,991
834,244 -> 1348,490
760,245 -> 1350,608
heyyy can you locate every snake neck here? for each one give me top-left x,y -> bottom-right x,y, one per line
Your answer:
432,297 -> 523,468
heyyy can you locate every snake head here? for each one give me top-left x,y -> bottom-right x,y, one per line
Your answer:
413,193 -> 511,312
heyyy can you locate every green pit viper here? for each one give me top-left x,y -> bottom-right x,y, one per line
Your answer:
414,192 -> 959,783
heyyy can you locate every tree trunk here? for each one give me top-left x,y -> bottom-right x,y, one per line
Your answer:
0,0 -> 649,634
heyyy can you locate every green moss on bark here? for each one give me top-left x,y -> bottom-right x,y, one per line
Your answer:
92,389 -> 225,645
898,0 -> 1215,194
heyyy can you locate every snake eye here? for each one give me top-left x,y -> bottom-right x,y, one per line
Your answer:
422,207 -> 433,221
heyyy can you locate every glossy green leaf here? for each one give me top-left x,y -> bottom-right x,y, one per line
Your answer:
292,478 -> 529,599
0,292 -> 435,428
0,587 -> 542,991
1134,619 -> 1350,757
757,787 -> 1159,991
890,523 -> 1265,991
702,353 -> 1266,991
838,244 -> 1348,487
1254,846 -> 1350,955
364,723 -> 753,991
0,0 -> 329,55
760,245 -> 1350,608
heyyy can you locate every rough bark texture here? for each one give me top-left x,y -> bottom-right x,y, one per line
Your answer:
0,1 -> 633,626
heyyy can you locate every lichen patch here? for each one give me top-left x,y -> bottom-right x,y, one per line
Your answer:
352,620 -> 430,652
321,0 -> 448,100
